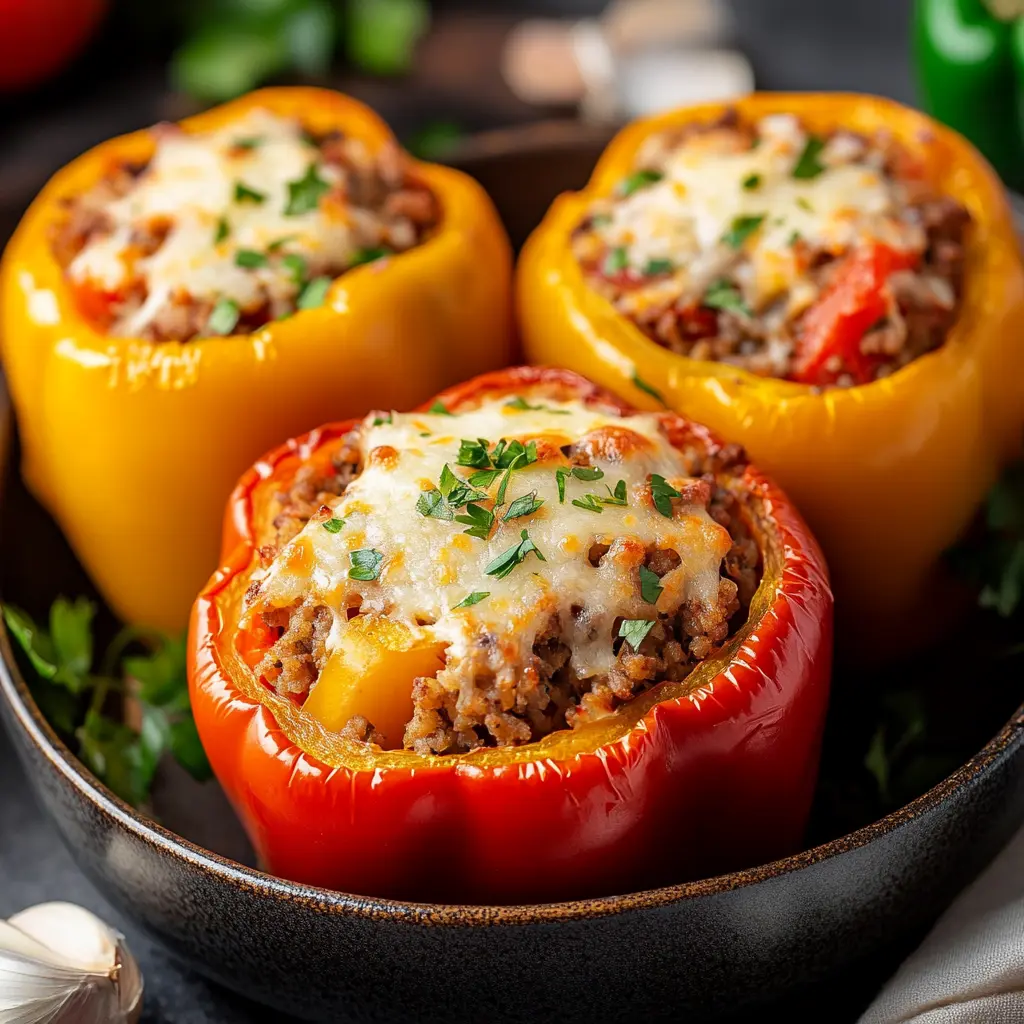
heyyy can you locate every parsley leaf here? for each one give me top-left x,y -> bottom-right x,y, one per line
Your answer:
571,466 -> 604,482
233,135 -> 264,150
644,258 -> 675,276
603,480 -> 628,506
494,440 -> 537,470
721,213 -> 766,250
504,492 -> 544,521
792,135 -> 826,179
351,246 -> 391,267
285,163 -> 331,216
457,438 -> 492,469
349,548 -> 384,581
372,413 -> 393,426
454,592 -> 490,609
639,565 -> 664,604
571,494 -> 604,514
468,469 -> 501,488
617,169 -> 663,196
282,253 -> 308,285
267,235 -> 297,252
297,276 -> 331,310
603,246 -> 628,275
504,396 -> 570,415
619,618 -> 656,650
556,468 -> 568,503
233,181 -> 266,204
742,172 -> 762,190
703,279 -> 752,317
235,249 -> 268,269
429,400 -> 453,416
321,517 -> 345,533
213,217 -> 230,244
455,502 -> 494,540
206,298 -> 240,336
631,372 -> 665,404
650,474 -> 681,518
485,529 -> 546,579
416,489 -> 454,521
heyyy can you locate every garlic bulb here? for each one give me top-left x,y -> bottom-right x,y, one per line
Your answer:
0,902 -> 142,1024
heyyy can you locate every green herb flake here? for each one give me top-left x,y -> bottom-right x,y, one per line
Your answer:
644,258 -> 675,276
571,494 -> 604,514
603,246 -> 629,276
504,492 -> 544,521
455,502 -> 494,540
454,592 -> 490,609
233,181 -> 266,204
571,466 -> 604,482
788,230 -> 803,247
649,474 -> 682,518
267,235 -> 298,252
321,517 -> 346,533
631,372 -> 665,404
206,298 -> 240,336
618,618 -> 656,650
297,276 -> 331,311
372,413 -> 393,426
639,565 -> 664,605
429,400 -> 453,416
504,396 -> 570,415
282,253 -> 308,285
741,172 -> 762,191
349,548 -> 384,581
792,135 -> 826,180
351,246 -> 391,267
416,489 -> 454,521
703,279 -> 752,317
721,213 -> 766,250
603,480 -> 628,506
213,217 -> 230,244
457,438 -> 492,470
796,196 -> 815,213
233,135 -> 264,150
485,529 -> 546,579
555,468 -> 568,504
284,163 -> 331,216
468,469 -> 501,488
235,249 -> 268,269
617,169 -> 663,197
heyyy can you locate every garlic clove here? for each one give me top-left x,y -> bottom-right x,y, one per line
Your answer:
0,902 -> 143,1024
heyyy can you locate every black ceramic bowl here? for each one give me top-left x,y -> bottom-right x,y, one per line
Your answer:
2,124 -> 1024,1024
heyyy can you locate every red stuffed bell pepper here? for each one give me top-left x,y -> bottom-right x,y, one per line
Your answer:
189,367 -> 832,903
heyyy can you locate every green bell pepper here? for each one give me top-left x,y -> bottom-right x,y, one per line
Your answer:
913,0 -> 1024,191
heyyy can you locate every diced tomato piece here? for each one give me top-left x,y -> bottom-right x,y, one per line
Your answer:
69,279 -> 120,332
790,244 -> 918,387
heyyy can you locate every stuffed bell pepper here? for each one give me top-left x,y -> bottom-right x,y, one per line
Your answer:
0,87 -> 512,631
189,367 -> 832,903
517,93 -> 1024,646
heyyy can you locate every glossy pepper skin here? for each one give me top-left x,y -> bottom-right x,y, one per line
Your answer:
517,93 -> 1024,649
188,367 -> 833,904
913,0 -> 1024,192
0,87 -> 513,632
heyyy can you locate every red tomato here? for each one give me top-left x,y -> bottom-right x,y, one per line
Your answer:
0,0 -> 107,91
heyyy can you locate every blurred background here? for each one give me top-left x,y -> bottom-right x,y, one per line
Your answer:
0,0 -> 933,243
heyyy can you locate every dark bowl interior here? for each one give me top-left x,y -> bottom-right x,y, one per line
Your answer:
2,122 -> 1024,1023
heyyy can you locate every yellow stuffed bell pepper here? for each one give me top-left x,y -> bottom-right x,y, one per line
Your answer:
518,92 -> 1024,647
1,87 -> 512,631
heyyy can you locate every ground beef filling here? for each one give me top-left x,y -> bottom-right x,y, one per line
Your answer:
573,111 -> 971,387
250,427 -> 762,756
53,129 -> 438,341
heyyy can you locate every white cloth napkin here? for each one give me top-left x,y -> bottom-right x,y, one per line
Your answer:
859,826 -> 1024,1023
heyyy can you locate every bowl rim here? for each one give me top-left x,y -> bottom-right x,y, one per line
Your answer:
3,618 -> 1024,924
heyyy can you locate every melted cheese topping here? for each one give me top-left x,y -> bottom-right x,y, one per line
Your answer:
68,109 -> 360,335
591,114 -> 926,311
250,396 -> 733,687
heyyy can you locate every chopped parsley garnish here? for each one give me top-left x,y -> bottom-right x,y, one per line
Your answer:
206,298 -> 240,336
555,468 -> 568,503
741,172 -> 762,191
351,246 -> 391,267
703,279 -> 752,317
429,400 -> 453,416
233,136 -> 264,150
796,196 -> 815,213
644,258 -> 675,276
504,396 -> 570,415
494,440 -> 537,470
631,371 -> 665,404
590,212 -> 612,227
439,464 -> 486,508
639,565 -> 663,604
571,494 -> 604,514
457,438 -> 492,469
604,480 -> 628,506
504,492 -> 544,521
792,135 -> 826,179
556,465 -> 605,503
721,213 -> 766,250
233,181 -> 266,204
454,592 -> 490,609
416,489 -> 454,521
485,529 -> 545,579
455,502 -> 494,540
321,517 -> 345,533
649,474 -> 681,518
571,466 -> 604,482
297,276 -> 331,310
372,413 -> 393,426
788,230 -> 803,247
619,618 -> 655,650
348,548 -> 383,581
235,249 -> 268,269
282,253 -> 308,286
603,246 -> 629,275
268,235 -> 298,252
284,163 -> 330,216
617,169 -> 663,196
468,468 -> 501,488
214,217 -> 230,244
